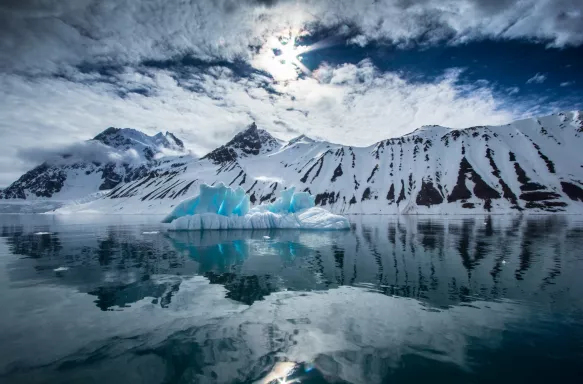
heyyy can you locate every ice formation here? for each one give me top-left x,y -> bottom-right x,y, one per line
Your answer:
162,183 -> 350,230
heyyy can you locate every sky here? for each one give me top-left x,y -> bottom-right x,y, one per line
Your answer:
0,0 -> 582,186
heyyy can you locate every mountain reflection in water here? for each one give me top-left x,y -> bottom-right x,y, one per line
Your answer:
3,215 -> 583,309
0,215 -> 582,383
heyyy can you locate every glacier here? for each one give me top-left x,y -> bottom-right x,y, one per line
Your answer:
162,183 -> 350,230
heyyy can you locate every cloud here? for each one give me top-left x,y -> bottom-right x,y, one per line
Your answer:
526,73 -> 547,84
560,81 -> 574,87
1,0 -> 582,75
283,62 -> 518,143
16,141 -> 141,167
348,35 -> 369,47
0,59 -> 528,185
507,86 -> 520,95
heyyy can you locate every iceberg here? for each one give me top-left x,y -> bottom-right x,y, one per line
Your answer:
162,183 -> 350,230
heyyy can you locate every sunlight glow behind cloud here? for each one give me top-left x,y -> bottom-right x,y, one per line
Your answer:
0,0 -> 582,185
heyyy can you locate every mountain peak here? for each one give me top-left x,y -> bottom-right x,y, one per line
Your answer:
287,134 -> 317,146
92,127 -> 186,161
164,131 -> 185,150
203,122 -> 282,164
226,122 -> 279,150
93,127 -> 121,141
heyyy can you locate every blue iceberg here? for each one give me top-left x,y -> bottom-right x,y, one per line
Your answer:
162,183 -> 350,230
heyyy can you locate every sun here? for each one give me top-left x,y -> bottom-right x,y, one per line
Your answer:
253,29 -> 311,81
277,39 -> 300,66
253,28 -> 339,81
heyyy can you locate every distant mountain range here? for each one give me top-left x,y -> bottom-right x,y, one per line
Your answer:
2,112 -> 583,214
0,127 -> 186,200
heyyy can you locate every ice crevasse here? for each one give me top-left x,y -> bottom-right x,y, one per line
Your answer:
162,183 -> 350,230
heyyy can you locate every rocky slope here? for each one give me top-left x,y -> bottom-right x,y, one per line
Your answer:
4,111 -> 583,214
0,128 -> 186,201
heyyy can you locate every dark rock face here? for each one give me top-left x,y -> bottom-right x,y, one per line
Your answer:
448,159 -> 473,202
99,163 -> 123,190
509,157 -> 565,211
361,187 -> 371,201
315,191 -> 338,206
486,148 -> 518,206
531,141 -> 555,173
386,184 -> 395,203
1,127 -> 187,200
1,160 -> 159,200
98,163 -> 152,191
331,164 -> 343,182
519,191 -> 561,201
448,157 -> 500,205
165,132 -> 184,150
93,127 -> 122,143
124,165 -> 150,183
93,127 -> 184,160
301,157 -> 325,184
524,201 -> 568,209
93,127 -> 153,158
259,182 -> 278,203
416,180 -> 444,207
397,180 -> 406,205
202,147 -> 238,165
561,182 -> 583,202
366,165 -> 379,183
226,123 -> 268,155
0,163 -> 66,199
513,163 -> 545,191
202,122 -> 280,165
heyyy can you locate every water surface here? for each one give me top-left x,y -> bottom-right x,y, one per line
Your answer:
1,214 -> 582,383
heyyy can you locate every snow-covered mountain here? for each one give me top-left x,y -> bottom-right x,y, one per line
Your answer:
0,128 -> 186,201
3,111 -> 583,214
202,122 -> 283,164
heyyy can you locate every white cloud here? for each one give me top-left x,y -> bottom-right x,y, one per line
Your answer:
280,62 -> 517,144
507,86 -> 520,95
348,35 -> 369,47
0,61 -> 522,185
17,141 -> 141,167
1,0 -> 582,75
526,73 -> 547,84
560,81 -> 574,87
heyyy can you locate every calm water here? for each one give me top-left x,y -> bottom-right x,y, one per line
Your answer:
1,215 -> 583,384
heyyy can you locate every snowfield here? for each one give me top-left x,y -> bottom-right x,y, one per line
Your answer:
2,112 -> 583,215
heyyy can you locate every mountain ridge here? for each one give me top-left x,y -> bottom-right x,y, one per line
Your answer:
202,122 -> 283,164
0,127 -> 187,200
2,111 -> 583,215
